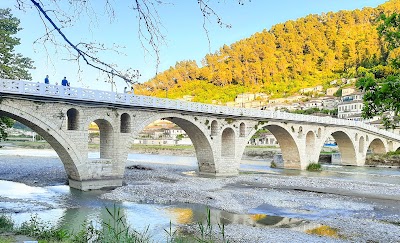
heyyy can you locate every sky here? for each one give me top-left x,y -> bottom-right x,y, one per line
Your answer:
0,0 -> 390,92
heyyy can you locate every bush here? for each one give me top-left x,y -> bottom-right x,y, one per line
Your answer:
0,215 -> 14,233
16,214 -> 69,242
0,236 -> 14,243
386,150 -> 400,157
307,163 -> 322,171
270,161 -> 277,168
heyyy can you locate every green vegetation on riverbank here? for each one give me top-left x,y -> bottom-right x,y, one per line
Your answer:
366,151 -> 400,167
0,206 -> 229,243
306,163 -> 322,171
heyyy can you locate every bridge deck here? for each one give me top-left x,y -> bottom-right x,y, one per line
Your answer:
1,78 -> 399,141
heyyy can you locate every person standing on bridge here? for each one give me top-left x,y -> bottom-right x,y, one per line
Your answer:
44,75 -> 49,84
61,77 -> 69,86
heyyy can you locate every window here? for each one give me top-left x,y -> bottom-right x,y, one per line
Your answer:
67,108 -> 79,130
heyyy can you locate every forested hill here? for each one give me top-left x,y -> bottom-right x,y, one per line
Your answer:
136,0 -> 400,103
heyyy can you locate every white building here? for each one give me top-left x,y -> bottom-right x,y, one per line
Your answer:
299,85 -> 323,94
321,97 -> 339,110
304,99 -> 324,109
342,87 -> 356,96
326,87 -> 339,96
164,127 -> 186,138
249,132 -> 279,146
337,92 -> 364,120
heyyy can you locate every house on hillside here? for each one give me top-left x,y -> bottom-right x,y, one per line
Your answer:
342,87 -> 356,96
233,93 -> 268,108
285,95 -> 307,102
299,85 -> 323,95
326,87 -> 339,96
321,97 -> 339,110
304,99 -> 324,109
337,92 -> 363,120
180,95 -> 194,102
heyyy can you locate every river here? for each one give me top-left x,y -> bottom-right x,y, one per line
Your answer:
0,148 -> 399,242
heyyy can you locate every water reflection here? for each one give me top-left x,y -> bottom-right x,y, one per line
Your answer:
165,208 -> 194,224
306,225 -> 340,238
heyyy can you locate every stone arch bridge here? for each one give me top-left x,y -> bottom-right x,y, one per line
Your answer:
1,79 -> 399,190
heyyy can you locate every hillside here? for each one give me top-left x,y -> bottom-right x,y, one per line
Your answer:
136,0 -> 400,103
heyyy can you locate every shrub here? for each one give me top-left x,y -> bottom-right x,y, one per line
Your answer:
270,161 -> 277,168
0,215 -> 14,233
307,163 -> 322,171
16,214 -> 69,242
386,150 -> 400,157
0,236 -> 14,243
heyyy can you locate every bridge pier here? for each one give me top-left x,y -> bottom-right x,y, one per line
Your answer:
69,178 -> 123,191
75,132 -> 131,191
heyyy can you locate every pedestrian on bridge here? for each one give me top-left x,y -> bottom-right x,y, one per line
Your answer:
61,77 -> 69,86
44,75 -> 49,84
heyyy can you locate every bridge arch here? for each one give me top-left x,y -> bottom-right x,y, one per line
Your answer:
120,113 -> 131,133
306,131 -> 316,158
298,126 -> 303,138
67,108 -> 79,130
317,128 -> 321,138
359,136 -> 365,153
211,120 -> 218,136
367,138 -> 386,154
221,128 -> 235,158
329,131 -> 357,165
239,123 -> 245,137
249,124 -> 300,169
133,114 -> 216,174
388,141 -> 394,151
92,119 -> 114,159
0,104 -> 82,181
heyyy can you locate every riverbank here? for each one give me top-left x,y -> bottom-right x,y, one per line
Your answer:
0,152 -> 399,242
366,153 -> 400,167
1,141 -> 280,158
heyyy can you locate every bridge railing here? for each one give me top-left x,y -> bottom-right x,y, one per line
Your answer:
1,78 -> 400,141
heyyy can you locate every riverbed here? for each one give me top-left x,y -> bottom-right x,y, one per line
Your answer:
0,148 -> 399,242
